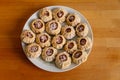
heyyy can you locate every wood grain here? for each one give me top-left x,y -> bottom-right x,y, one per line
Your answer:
0,0 -> 120,80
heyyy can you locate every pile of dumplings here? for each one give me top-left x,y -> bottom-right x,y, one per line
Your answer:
20,7 -> 92,69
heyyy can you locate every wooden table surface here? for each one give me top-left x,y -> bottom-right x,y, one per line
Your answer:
0,0 -> 120,80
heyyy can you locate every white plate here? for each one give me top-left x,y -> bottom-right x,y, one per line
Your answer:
21,6 -> 93,72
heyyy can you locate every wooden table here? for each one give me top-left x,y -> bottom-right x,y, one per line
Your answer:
0,0 -> 120,80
